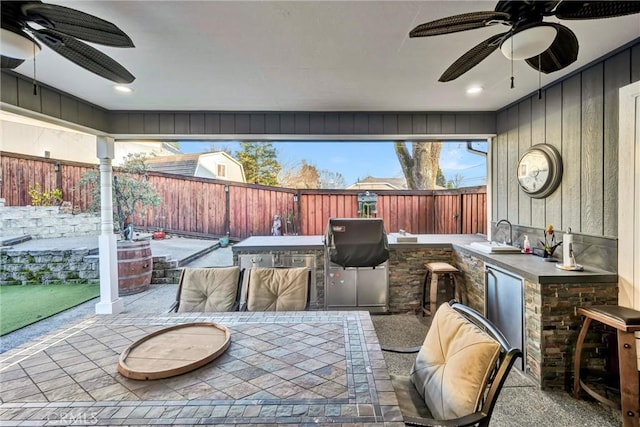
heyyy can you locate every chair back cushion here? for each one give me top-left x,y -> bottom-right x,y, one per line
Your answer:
177,266 -> 240,312
410,303 -> 501,420
247,267 -> 309,311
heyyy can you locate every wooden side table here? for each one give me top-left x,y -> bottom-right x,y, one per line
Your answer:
573,305 -> 640,427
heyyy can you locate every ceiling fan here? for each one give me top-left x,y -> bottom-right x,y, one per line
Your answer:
410,1 -> 640,82
1,1 -> 135,83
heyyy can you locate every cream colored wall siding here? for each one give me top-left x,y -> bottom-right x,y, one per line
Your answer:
196,153 -> 245,183
226,163 -> 244,182
1,119 -> 96,163
113,142 -> 174,165
1,119 -> 173,165
491,45 -> 639,237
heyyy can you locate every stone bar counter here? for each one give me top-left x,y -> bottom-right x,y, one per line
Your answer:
232,234 -> 617,390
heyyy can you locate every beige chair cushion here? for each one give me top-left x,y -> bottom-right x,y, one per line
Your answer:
177,266 -> 240,312
410,303 -> 501,420
247,267 -> 309,311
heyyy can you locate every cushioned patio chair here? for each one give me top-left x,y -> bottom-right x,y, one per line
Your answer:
169,266 -> 243,312
383,300 -> 522,427
244,266 -> 311,311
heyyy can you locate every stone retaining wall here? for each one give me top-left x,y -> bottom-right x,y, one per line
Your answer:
0,250 -> 181,286
0,248 -> 99,285
151,255 -> 182,285
0,206 -> 100,239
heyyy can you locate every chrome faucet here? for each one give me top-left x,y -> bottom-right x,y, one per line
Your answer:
496,219 -> 512,246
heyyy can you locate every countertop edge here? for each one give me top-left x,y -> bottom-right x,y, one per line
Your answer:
453,244 -> 617,284
231,235 -> 617,284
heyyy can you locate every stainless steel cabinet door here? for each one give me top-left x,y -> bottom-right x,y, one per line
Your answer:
356,265 -> 388,307
485,264 -> 525,371
238,254 -> 274,270
279,255 -> 315,268
326,267 -> 357,307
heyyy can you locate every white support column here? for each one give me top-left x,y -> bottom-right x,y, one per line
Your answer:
95,136 -> 124,315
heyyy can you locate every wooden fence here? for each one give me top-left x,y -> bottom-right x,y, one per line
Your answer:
1,152 -> 486,239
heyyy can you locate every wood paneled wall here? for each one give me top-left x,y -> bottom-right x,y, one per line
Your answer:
492,42 -> 640,237
106,111 -> 496,136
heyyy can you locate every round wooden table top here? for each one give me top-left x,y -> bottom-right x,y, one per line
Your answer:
118,322 -> 231,380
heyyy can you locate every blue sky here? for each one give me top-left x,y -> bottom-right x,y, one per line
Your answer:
178,140 -> 487,187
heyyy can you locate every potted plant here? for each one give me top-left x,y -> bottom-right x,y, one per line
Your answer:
539,224 -> 562,259
78,153 -> 161,295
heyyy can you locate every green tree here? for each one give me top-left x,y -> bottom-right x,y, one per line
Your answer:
394,141 -> 443,190
236,142 -> 281,185
78,153 -> 160,233
436,168 -> 446,187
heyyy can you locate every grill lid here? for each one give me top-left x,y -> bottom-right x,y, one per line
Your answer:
326,218 -> 389,267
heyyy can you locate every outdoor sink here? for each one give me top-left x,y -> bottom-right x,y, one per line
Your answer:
468,241 -> 522,254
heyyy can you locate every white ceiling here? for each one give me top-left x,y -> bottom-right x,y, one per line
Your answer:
6,1 -> 640,112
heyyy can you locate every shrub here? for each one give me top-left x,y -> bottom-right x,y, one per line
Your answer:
78,153 -> 160,233
28,183 -> 63,206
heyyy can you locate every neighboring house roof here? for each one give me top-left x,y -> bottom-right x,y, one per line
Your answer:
144,151 -> 246,182
347,176 -> 447,190
347,176 -> 408,190
145,153 -> 200,176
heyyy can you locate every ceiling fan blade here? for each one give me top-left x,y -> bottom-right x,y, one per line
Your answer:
555,1 -> 640,20
525,24 -> 578,74
22,3 -> 134,47
31,28 -> 135,83
1,55 -> 25,69
410,11 -> 510,37
439,32 -> 506,82
495,1 -> 560,16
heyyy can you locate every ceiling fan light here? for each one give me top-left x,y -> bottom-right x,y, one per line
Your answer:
500,25 -> 557,60
0,28 -> 40,59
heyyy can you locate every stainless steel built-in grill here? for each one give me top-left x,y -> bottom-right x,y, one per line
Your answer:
324,218 -> 389,312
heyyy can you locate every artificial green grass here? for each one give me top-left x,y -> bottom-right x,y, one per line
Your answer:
0,283 -> 100,336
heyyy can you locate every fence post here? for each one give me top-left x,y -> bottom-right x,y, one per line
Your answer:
224,184 -> 230,238
457,194 -> 463,234
295,189 -> 302,235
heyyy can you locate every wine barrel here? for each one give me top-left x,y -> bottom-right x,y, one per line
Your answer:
118,240 -> 152,295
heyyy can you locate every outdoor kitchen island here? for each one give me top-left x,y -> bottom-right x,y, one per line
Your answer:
232,233 -> 618,390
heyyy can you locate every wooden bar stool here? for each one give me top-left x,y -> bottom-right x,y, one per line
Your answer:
422,262 -> 466,316
573,305 -> 640,427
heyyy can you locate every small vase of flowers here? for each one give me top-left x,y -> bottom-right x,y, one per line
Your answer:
539,225 -> 562,258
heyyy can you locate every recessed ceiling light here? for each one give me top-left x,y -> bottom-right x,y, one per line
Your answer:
466,86 -> 483,95
114,85 -> 133,93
